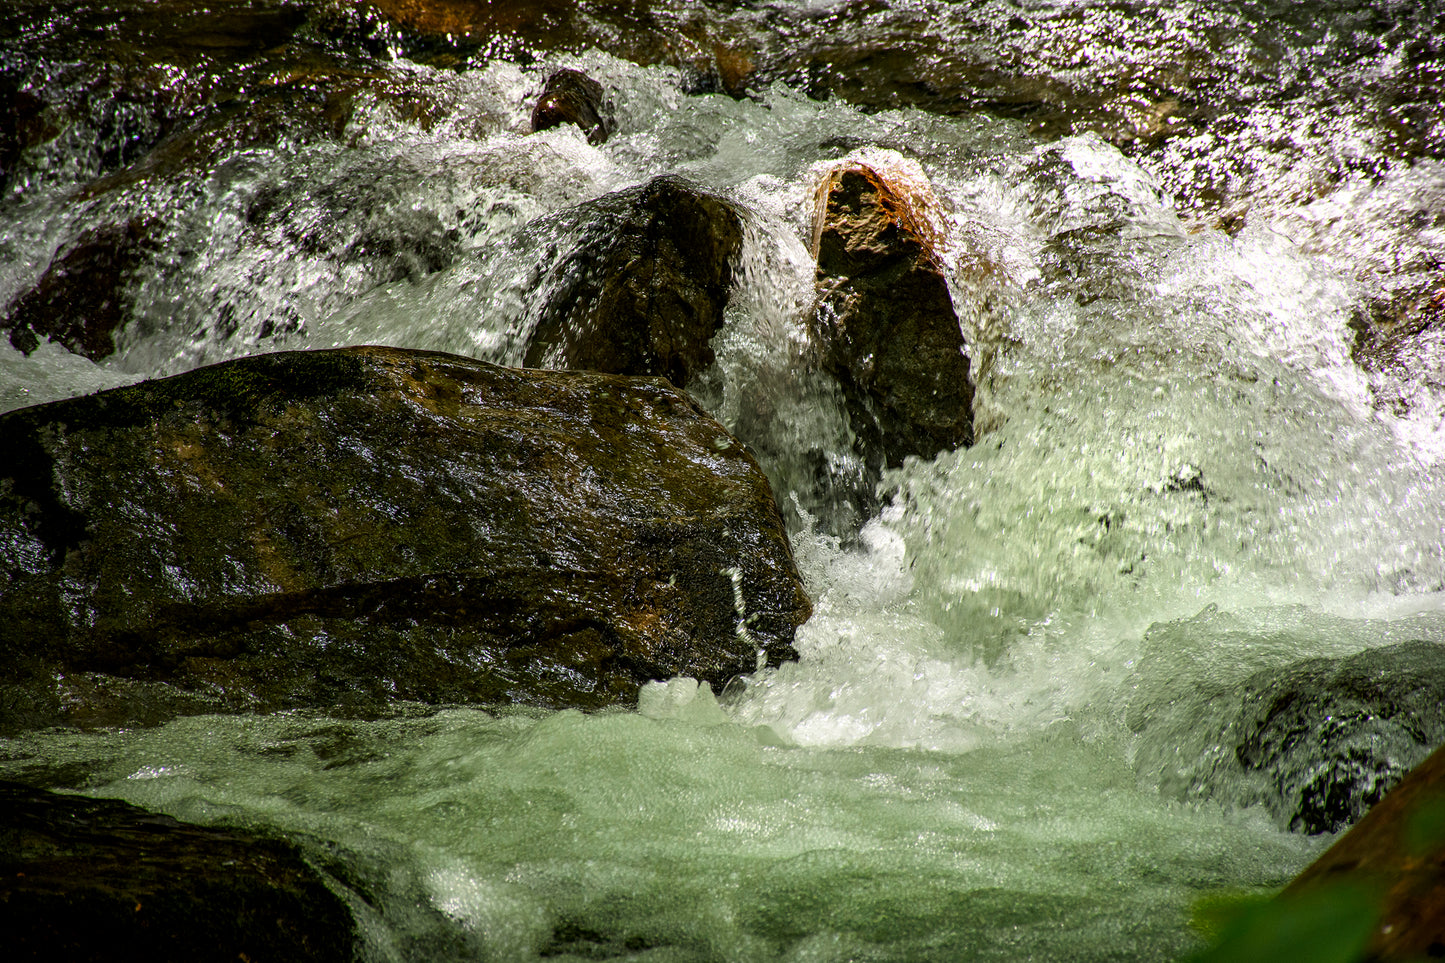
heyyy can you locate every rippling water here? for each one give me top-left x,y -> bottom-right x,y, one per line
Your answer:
2,2 -> 1444,959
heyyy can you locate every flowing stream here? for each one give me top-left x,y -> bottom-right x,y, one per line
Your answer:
4,2 -> 1445,960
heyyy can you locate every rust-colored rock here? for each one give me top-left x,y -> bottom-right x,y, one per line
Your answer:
523,175 -> 744,389
0,346 -> 811,732
810,162 -> 975,470
1283,741 -> 1445,961
531,68 -> 614,145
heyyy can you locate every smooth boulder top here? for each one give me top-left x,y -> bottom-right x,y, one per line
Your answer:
0,346 -> 812,732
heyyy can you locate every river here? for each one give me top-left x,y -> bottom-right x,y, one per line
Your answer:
2,1 -> 1444,959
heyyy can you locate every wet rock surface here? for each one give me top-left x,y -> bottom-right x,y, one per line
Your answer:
531,68 -> 614,145
354,0 -> 756,93
0,346 -> 811,732
1133,637 -> 1445,837
809,162 -> 975,472
522,175 -> 744,389
3,219 -> 154,360
0,780 -> 357,962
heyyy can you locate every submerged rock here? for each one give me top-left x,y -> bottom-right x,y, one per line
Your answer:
531,68 -> 614,145
1133,634 -> 1445,836
0,346 -> 810,732
522,175 -> 744,389
0,781 -> 356,962
809,162 -> 975,471
1233,640 -> 1445,835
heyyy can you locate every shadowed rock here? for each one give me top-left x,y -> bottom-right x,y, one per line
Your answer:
352,0 -> 756,93
0,781 -> 356,962
531,68 -> 614,145
522,175 -> 744,389
1132,635 -> 1445,838
0,346 -> 810,732
810,162 -> 975,471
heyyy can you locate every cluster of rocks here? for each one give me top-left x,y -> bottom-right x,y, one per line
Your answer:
0,2 -> 991,954
2,1 -> 1440,959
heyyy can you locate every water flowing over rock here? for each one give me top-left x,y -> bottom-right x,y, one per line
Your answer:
0,781 -> 357,962
522,175 -> 744,389
1133,636 -> 1445,836
1233,640 -> 1445,835
531,68 -> 614,145
3,219 -> 153,360
0,346 -> 810,732
809,161 -> 975,471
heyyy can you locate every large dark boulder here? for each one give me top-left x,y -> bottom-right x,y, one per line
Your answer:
0,781 -> 357,962
0,346 -> 811,732
522,175 -> 744,389
809,162 -> 975,470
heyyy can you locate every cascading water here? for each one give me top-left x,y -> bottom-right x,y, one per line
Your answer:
3,1 -> 1444,959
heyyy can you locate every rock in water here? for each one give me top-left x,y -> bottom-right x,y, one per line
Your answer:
0,781 -> 357,962
1233,640 -> 1445,835
522,175 -> 744,389
1131,634 -> 1445,837
531,68 -> 614,145
810,162 -> 975,470
3,219 -> 153,360
0,347 -> 811,732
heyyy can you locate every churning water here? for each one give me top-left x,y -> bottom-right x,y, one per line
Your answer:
3,1 -> 1445,959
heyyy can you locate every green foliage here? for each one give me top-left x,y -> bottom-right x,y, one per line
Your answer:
1405,793 -> 1445,858
1184,883 -> 1379,963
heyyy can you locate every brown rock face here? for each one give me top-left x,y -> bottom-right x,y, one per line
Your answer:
810,163 -> 975,470
0,781 -> 357,963
1282,743 -> 1445,962
531,68 -> 614,145
523,175 -> 744,389
0,347 -> 811,732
